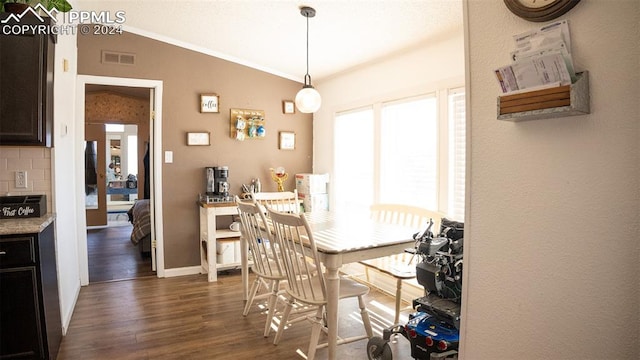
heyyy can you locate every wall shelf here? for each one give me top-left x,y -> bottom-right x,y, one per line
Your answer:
497,71 -> 590,122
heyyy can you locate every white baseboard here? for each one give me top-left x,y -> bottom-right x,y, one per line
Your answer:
61,282 -> 81,336
162,266 -> 202,278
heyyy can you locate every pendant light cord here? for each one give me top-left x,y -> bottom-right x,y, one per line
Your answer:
305,13 -> 311,86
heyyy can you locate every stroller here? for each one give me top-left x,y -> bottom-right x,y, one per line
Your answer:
367,218 -> 464,360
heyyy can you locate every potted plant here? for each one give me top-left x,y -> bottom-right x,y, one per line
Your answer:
1,0 -> 72,14
1,0 -> 30,14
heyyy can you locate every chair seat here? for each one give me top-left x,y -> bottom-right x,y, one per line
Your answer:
360,257 -> 416,280
285,275 -> 370,306
338,277 -> 370,298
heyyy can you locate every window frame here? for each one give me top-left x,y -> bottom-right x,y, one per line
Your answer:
332,85 -> 465,220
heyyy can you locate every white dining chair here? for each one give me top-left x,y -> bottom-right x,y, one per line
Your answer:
236,197 -> 286,337
268,208 -> 373,360
362,203 -> 445,324
251,190 -> 300,214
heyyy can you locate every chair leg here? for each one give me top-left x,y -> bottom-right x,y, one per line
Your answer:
273,296 -> 294,345
358,295 -> 373,338
243,277 -> 262,316
394,278 -> 402,325
306,307 -> 325,360
263,280 -> 280,337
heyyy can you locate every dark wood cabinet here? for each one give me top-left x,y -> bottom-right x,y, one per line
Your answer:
0,221 -> 62,359
0,15 -> 55,147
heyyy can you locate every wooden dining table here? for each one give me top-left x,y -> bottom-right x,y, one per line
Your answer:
239,210 -> 418,360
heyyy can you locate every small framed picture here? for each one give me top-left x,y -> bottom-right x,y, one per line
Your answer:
279,131 -> 295,150
200,94 -> 219,113
282,100 -> 295,114
187,132 -> 210,145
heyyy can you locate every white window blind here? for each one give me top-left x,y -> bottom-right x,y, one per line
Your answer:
448,88 -> 466,221
333,87 -> 465,221
334,107 -> 374,214
380,96 -> 438,209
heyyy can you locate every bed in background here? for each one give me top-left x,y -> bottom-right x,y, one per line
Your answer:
128,199 -> 151,257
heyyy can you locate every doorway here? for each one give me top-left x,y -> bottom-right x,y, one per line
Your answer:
76,75 -> 165,286
85,120 -> 144,227
84,119 -> 150,282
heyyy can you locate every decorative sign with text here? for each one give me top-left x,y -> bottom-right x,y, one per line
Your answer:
0,195 -> 46,219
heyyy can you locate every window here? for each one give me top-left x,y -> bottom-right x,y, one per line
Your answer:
380,96 -> 438,209
448,88 -> 466,221
333,107 -> 374,214
333,88 -> 465,221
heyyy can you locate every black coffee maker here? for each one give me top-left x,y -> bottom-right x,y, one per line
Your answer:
205,166 -> 230,201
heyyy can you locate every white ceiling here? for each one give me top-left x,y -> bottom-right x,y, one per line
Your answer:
77,0 -> 463,83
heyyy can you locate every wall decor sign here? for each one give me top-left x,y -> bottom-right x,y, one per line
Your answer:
187,132 -> 211,145
200,94 -> 219,113
0,194 -> 46,219
283,100 -> 295,114
279,131 -> 295,150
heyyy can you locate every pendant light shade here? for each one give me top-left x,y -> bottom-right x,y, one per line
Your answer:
295,6 -> 321,113
295,85 -> 322,113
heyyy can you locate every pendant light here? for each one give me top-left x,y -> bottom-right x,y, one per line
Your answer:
295,6 -> 321,113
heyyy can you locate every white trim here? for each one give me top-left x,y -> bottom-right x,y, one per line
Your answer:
162,266 -> 202,278
75,75 -> 165,285
60,282 -> 80,335
122,25 -> 300,83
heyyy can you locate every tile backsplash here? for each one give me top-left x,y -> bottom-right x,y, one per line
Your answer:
0,147 -> 52,213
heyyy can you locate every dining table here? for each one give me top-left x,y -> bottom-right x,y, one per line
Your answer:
239,210 -> 418,360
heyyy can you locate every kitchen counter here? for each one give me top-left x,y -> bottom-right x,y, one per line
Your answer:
0,213 -> 56,235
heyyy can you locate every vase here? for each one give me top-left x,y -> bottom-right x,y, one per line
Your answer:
3,3 -> 30,14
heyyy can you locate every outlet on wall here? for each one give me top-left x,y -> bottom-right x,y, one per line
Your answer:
15,170 -> 27,188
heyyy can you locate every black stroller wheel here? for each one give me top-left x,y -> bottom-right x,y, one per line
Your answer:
367,336 -> 392,360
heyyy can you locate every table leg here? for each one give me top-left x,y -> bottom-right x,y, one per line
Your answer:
324,258 -> 340,360
240,235 -> 249,300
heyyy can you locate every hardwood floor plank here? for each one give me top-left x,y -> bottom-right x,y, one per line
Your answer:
87,224 -> 155,283
58,272 -> 415,359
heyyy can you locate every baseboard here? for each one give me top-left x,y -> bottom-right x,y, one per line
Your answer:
162,266 -> 202,278
61,282 -> 81,336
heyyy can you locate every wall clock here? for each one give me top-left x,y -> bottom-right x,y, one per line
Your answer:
504,0 -> 581,22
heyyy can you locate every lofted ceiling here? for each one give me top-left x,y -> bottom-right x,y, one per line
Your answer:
76,0 -> 464,83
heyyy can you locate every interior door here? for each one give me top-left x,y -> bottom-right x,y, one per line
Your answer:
85,123 -> 107,227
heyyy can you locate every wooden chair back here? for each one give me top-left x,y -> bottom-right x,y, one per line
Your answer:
267,208 -> 326,306
369,203 -> 445,236
236,197 -> 284,280
252,190 -> 299,214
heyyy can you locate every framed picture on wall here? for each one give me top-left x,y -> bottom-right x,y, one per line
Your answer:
282,100 -> 295,114
279,131 -> 295,150
187,132 -> 210,145
200,94 -> 219,113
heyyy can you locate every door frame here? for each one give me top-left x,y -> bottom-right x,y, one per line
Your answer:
76,75 -> 165,285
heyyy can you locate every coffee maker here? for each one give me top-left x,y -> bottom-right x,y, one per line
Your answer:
205,166 -> 230,201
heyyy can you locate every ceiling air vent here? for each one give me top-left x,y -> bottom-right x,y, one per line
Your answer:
101,51 -> 136,66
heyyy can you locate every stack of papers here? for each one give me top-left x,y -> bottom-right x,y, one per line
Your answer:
495,20 -> 576,94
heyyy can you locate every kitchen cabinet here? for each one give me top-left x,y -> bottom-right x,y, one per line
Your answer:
0,218 -> 62,360
0,15 -> 55,147
198,202 -> 243,282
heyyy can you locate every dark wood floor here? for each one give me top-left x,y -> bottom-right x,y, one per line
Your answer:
57,272 -> 414,360
87,224 -> 155,283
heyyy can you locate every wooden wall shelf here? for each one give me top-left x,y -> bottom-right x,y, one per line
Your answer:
497,71 -> 590,122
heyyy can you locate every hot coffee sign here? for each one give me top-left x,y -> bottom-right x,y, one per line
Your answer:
0,195 -> 46,219
2,205 -> 36,217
